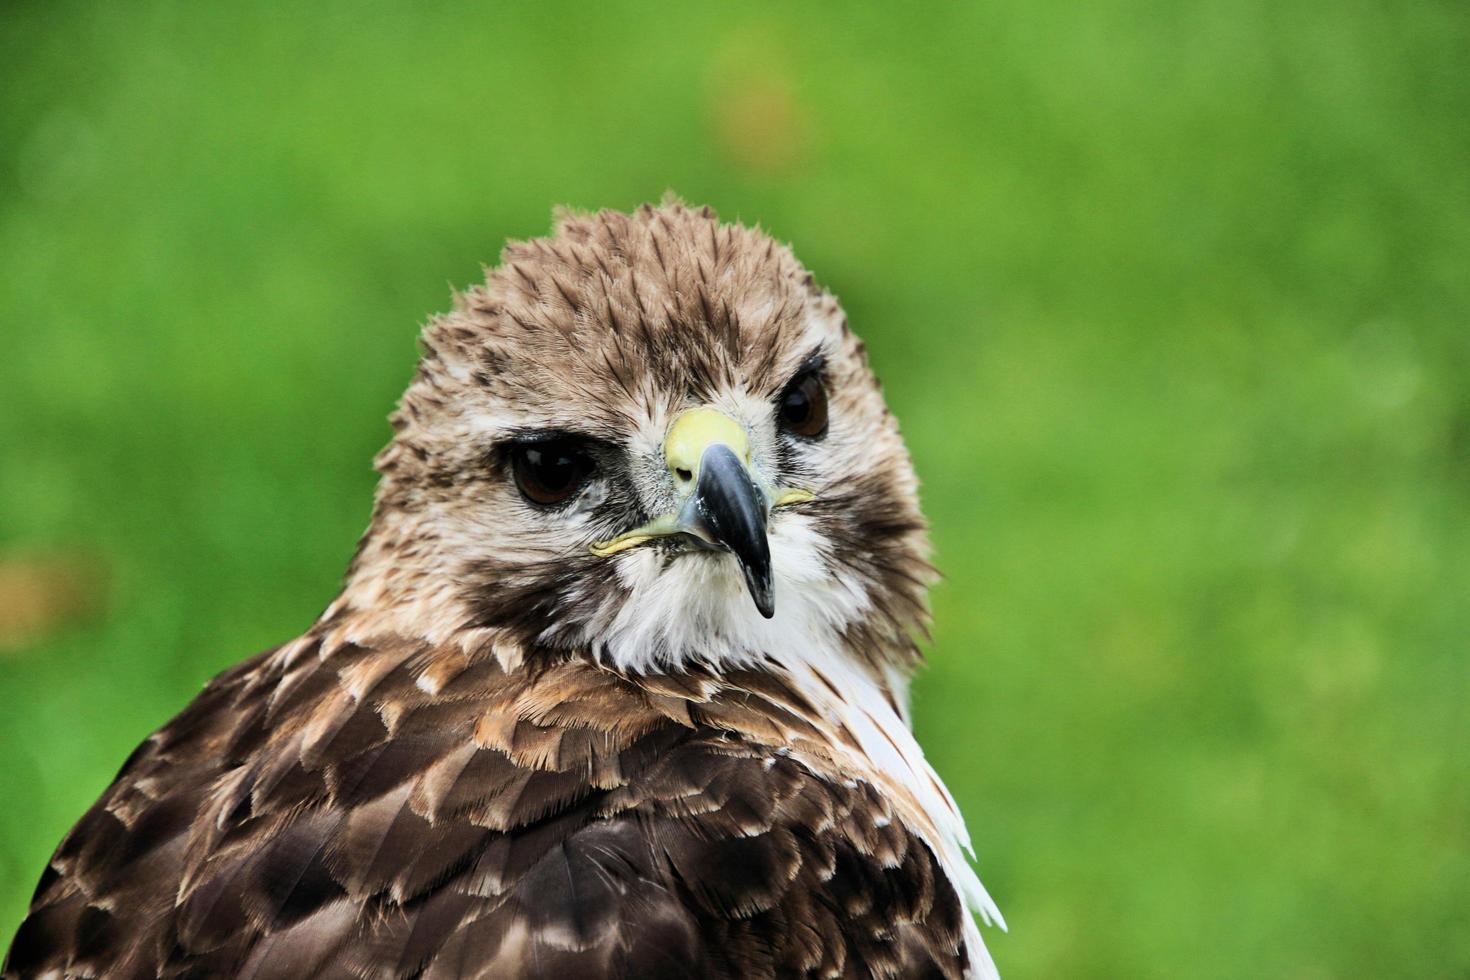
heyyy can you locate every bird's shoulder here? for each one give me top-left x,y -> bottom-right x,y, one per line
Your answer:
6,635 -> 968,979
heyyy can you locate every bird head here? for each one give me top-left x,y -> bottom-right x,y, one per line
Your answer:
340,201 -> 934,674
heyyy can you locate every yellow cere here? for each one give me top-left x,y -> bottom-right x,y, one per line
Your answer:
589,410 -> 814,557
663,408 -> 750,480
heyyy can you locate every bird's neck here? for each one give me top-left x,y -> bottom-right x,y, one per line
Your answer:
281,617 -> 1000,969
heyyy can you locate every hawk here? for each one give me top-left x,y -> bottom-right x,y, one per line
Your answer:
5,201 -> 1003,979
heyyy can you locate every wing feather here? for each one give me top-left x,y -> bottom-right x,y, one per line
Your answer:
4,637 -> 970,979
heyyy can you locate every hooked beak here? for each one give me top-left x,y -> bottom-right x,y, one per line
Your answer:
686,442 -> 775,617
591,408 -> 813,618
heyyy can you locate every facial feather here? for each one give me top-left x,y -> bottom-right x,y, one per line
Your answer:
338,199 -> 933,671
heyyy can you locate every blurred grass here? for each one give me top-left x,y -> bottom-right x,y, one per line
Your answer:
1,1 -> 1466,975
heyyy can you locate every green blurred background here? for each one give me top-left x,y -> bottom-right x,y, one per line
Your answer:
2,2 -> 1466,975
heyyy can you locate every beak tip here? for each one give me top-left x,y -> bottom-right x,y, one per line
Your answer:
742,562 -> 776,619
747,570 -> 776,618
694,443 -> 777,620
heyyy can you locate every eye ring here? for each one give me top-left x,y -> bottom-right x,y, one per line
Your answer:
509,439 -> 596,507
776,369 -> 829,439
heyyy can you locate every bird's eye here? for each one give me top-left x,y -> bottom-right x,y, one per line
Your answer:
776,370 -> 829,439
510,440 -> 596,506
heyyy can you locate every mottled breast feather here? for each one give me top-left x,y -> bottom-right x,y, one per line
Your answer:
5,635 -> 968,979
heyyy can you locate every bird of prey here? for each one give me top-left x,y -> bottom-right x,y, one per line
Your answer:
5,201 -> 1003,979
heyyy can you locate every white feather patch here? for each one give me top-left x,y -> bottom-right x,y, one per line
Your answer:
587,513 -> 1004,978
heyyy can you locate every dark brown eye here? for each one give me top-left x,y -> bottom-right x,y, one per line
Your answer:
510,440 -> 595,506
777,370 -> 829,438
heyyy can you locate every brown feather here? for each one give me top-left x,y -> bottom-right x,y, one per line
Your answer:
5,201 -> 988,979
6,636 -> 968,978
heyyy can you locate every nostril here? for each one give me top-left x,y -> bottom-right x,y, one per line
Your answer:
675,467 -> 693,482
